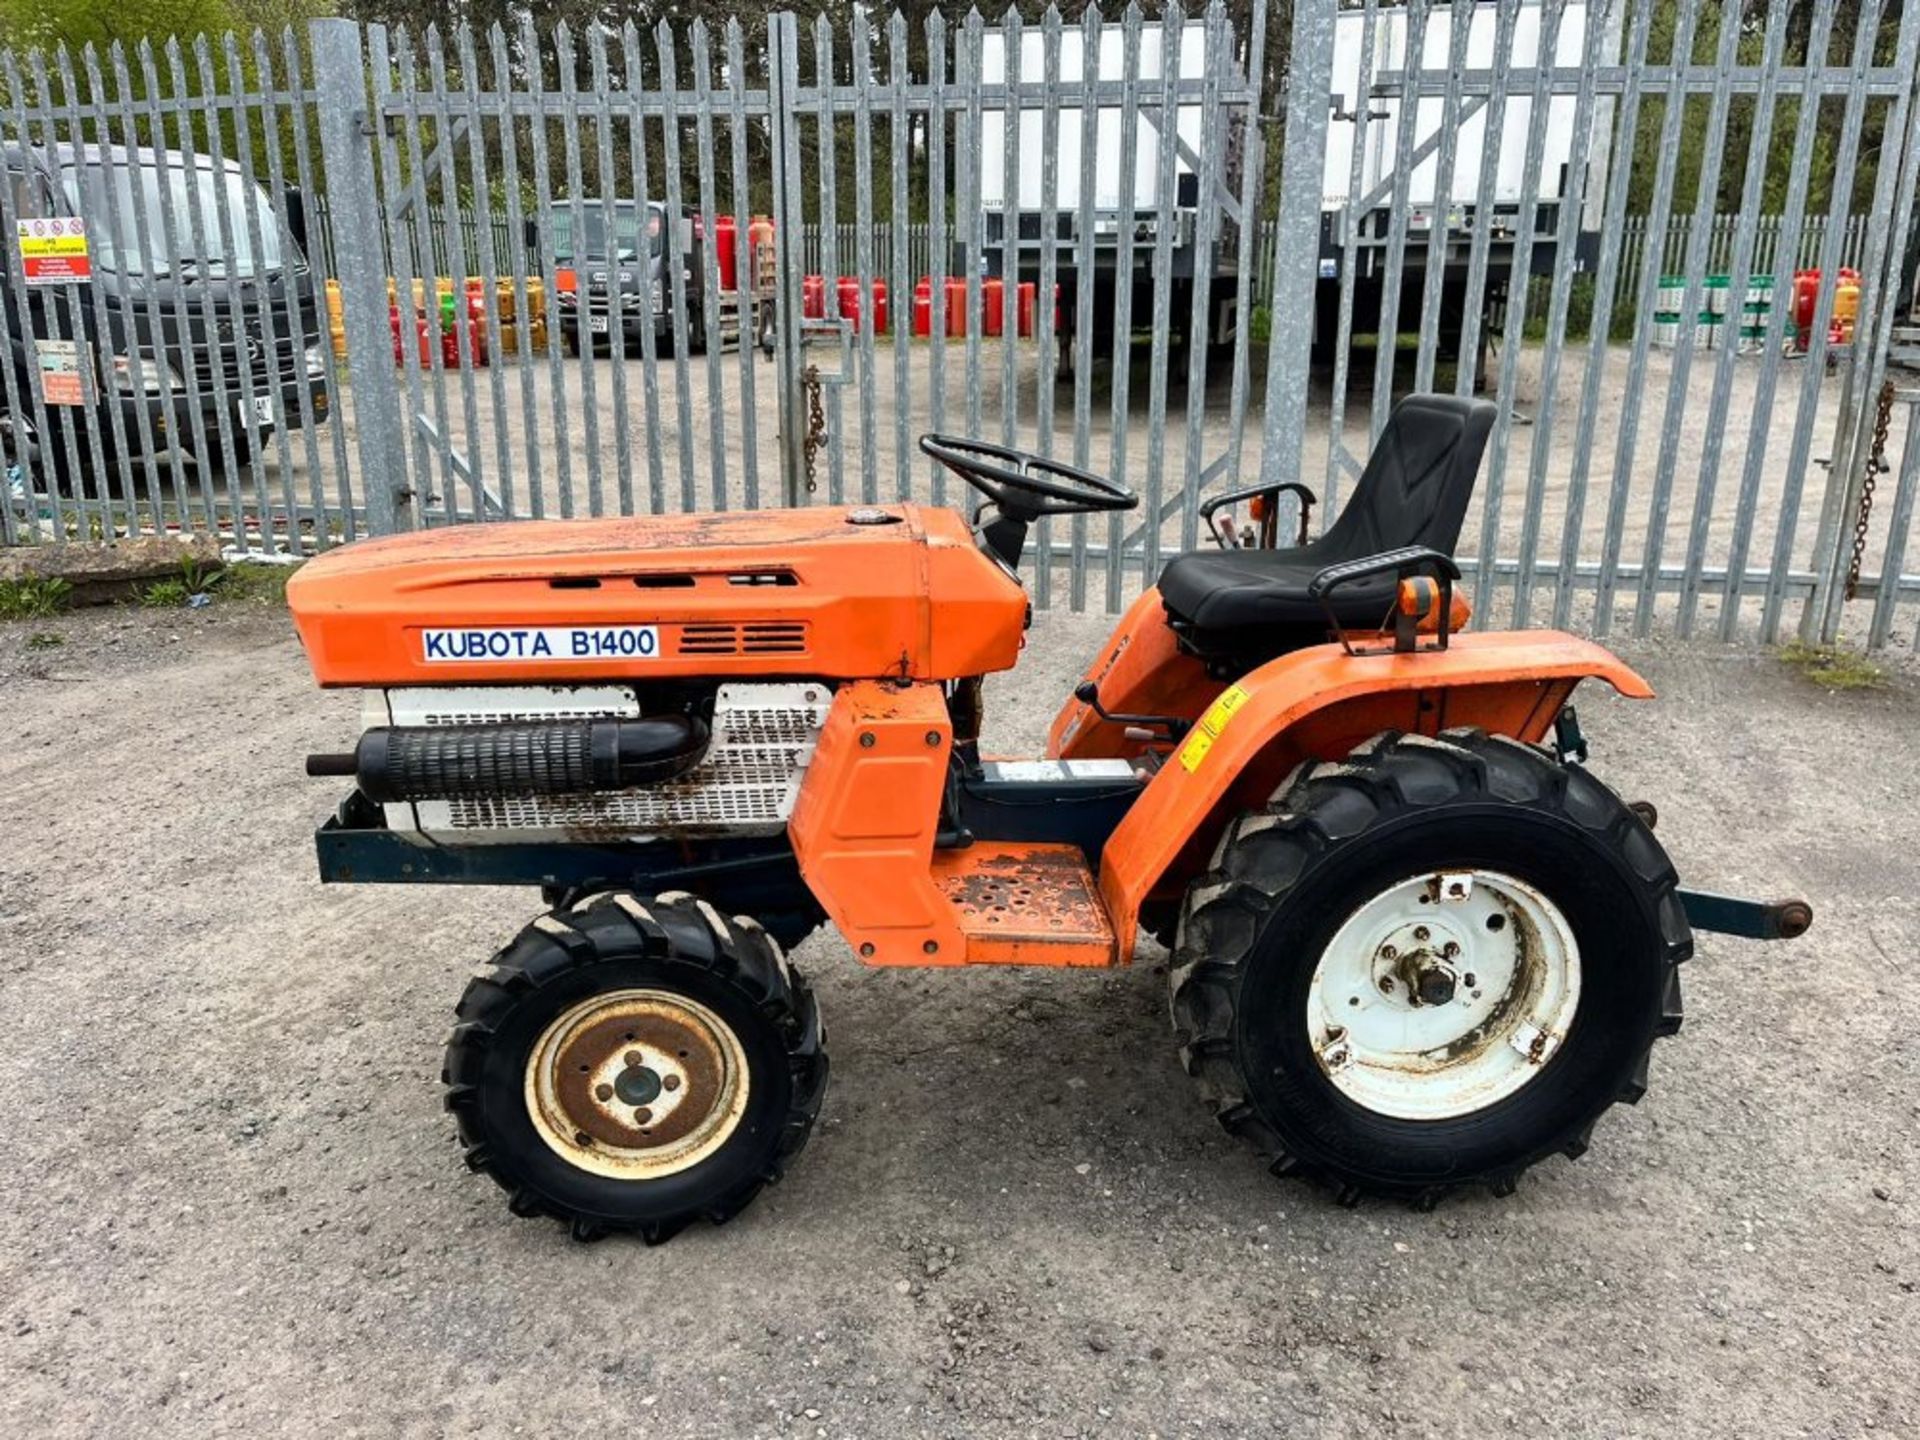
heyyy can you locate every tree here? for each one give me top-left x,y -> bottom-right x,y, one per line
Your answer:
0,0 -> 240,55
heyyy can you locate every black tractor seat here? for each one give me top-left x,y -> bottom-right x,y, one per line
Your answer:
1160,394 -> 1496,671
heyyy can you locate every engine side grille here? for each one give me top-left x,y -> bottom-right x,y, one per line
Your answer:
676,622 -> 807,657
399,682 -> 830,841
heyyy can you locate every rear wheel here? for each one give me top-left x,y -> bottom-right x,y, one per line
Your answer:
445,891 -> 827,1242
1170,728 -> 1689,1205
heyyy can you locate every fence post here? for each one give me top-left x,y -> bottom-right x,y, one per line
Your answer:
1258,0 -> 1335,487
310,17 -> 412,533
768,11 -> 808,508
1807,5 -> 1920,641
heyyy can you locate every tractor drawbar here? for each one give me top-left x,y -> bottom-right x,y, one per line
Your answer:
305,716 -> 710,803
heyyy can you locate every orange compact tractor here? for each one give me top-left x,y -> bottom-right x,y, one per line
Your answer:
290,395 -> 1811,1242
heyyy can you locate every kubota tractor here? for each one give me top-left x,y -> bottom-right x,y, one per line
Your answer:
289,395 -> 1811,1242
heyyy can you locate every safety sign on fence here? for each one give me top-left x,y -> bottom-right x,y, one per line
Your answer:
17,217 -> 89,285
35,338 -> 83,406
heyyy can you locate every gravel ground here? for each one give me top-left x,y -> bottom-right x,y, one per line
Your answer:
1,598 -> 1916,1438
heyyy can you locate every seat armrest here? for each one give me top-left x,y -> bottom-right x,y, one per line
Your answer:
1305,545 -> 1459,600
1308,547 -> 1461,656
1199,481 -> 1318,548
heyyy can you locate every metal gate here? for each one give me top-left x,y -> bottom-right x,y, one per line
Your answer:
318,3 -> 1267,617
1,4 -> 1919,651
1275,0 -> 1920,648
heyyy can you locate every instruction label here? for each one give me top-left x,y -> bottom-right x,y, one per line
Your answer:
1177,683 -> 1251,774
18,217 -> 90,286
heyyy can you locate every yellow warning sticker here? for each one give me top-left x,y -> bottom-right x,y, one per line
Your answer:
1178,683 -> 1251,773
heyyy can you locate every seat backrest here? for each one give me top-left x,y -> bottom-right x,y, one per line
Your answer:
1321,394 -> 1496,560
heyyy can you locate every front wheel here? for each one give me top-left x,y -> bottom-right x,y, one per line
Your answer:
444,891 -> 827,1242
1171,728 -> 1690,1206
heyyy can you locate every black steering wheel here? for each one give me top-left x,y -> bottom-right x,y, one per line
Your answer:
918,433 -> 1138,519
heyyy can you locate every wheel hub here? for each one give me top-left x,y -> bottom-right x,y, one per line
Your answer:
1306,869 -> 1581,1120
612,1061 -> 664,1108
525,989 -> 749,1180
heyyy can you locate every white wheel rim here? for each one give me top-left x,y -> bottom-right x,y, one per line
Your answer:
525,989 -> 750,1180
1305,869 -> 1581,1121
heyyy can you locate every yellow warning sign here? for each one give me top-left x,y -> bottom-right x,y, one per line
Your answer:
1178,683 -> 1251,773
18,218 -> 91,285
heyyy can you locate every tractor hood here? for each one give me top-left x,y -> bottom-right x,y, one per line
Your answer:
288,504 -> 1029,687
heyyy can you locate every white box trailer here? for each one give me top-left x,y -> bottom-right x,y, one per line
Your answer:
1316,0 -> 1616,369
978,25 -> 1210,215
1325,1 -> 1597,212
975,24 -> 1236,365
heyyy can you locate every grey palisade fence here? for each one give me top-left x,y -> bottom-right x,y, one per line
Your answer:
0,2 -> 1916,650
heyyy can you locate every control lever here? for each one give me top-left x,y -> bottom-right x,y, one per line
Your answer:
1073,681 -> 1191,741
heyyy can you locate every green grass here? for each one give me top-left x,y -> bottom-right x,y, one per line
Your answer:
140,577 -> 193,608
141,559 -> 300,609
0,576 -> 73,620
1779,640 -> 1885,691
218,561 -> 299,605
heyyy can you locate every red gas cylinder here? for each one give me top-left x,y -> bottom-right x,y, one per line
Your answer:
913,277 -> 933,337
837,276 -> 862,331
982,277 -> 1005,336
1016,281 -> 1037,338
1792,269 -> 1821,340
463,294 -> 489,366
945,278 -> 969,336
802,274 -> 826,319
713,215 -> 738,292
747,215 -> 775,289
870,279 -> 889,335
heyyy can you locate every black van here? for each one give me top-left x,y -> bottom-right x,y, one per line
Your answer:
1,143 -> 329,490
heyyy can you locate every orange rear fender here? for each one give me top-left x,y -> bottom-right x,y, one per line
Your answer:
1096,630 -> 1654,957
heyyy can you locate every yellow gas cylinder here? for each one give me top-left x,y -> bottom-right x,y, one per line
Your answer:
325,278 -> 347,358
1833,271 -> 1861,343
525,277 -> 549,353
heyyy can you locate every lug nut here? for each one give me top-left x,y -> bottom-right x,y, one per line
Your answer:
663,1075 -> 682,1092
595,1083 -> 614,1102
1413,926 -> 1430,942
1380,944 -> 1398,960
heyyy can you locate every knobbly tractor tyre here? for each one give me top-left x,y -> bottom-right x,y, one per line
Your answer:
1171,728 -> 1690,1206
444,891 -> 827,1243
